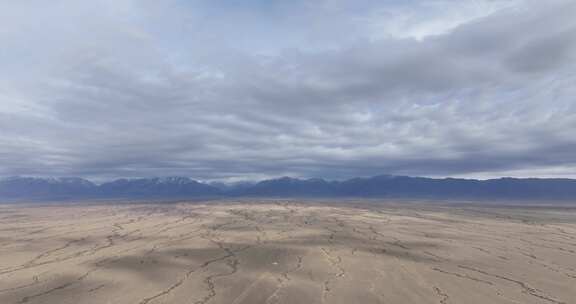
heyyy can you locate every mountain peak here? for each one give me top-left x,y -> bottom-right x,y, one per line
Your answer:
2,175 -> 576,201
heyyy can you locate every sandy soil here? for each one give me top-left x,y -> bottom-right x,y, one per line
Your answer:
0,200 -> 575,304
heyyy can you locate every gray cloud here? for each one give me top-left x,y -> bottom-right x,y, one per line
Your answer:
1,0 -> 576,181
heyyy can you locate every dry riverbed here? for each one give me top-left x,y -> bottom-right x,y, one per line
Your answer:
0,200 -> 575,304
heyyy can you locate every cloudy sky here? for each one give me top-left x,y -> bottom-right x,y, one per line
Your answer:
1,0 -> 576,181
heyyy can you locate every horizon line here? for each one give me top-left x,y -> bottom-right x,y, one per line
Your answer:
3,174 -> 576,185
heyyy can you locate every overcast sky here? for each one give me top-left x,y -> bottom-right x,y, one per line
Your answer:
1,0 -> 576,181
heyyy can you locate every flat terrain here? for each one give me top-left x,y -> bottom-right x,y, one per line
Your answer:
1,200 -> 575,304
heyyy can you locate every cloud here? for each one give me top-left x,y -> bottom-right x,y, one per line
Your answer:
0,0 -> 575,181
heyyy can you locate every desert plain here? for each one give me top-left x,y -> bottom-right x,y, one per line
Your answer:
0,200 -> 575,304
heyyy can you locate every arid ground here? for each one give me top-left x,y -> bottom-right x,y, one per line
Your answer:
1,200 -> 575,304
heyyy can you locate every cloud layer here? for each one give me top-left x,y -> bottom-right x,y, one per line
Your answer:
1,0 -> 576,181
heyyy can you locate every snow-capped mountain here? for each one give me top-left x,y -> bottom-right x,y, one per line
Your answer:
2,175 -> 576,201
98,177 -> 219,197
0,177 -> 97,198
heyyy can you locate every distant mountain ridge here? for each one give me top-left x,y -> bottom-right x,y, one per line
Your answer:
2,175 -> 576,201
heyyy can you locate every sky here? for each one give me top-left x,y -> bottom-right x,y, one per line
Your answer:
1,0 -> 576,181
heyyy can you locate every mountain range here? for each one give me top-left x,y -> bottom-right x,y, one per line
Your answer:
2,175 -> 576,202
